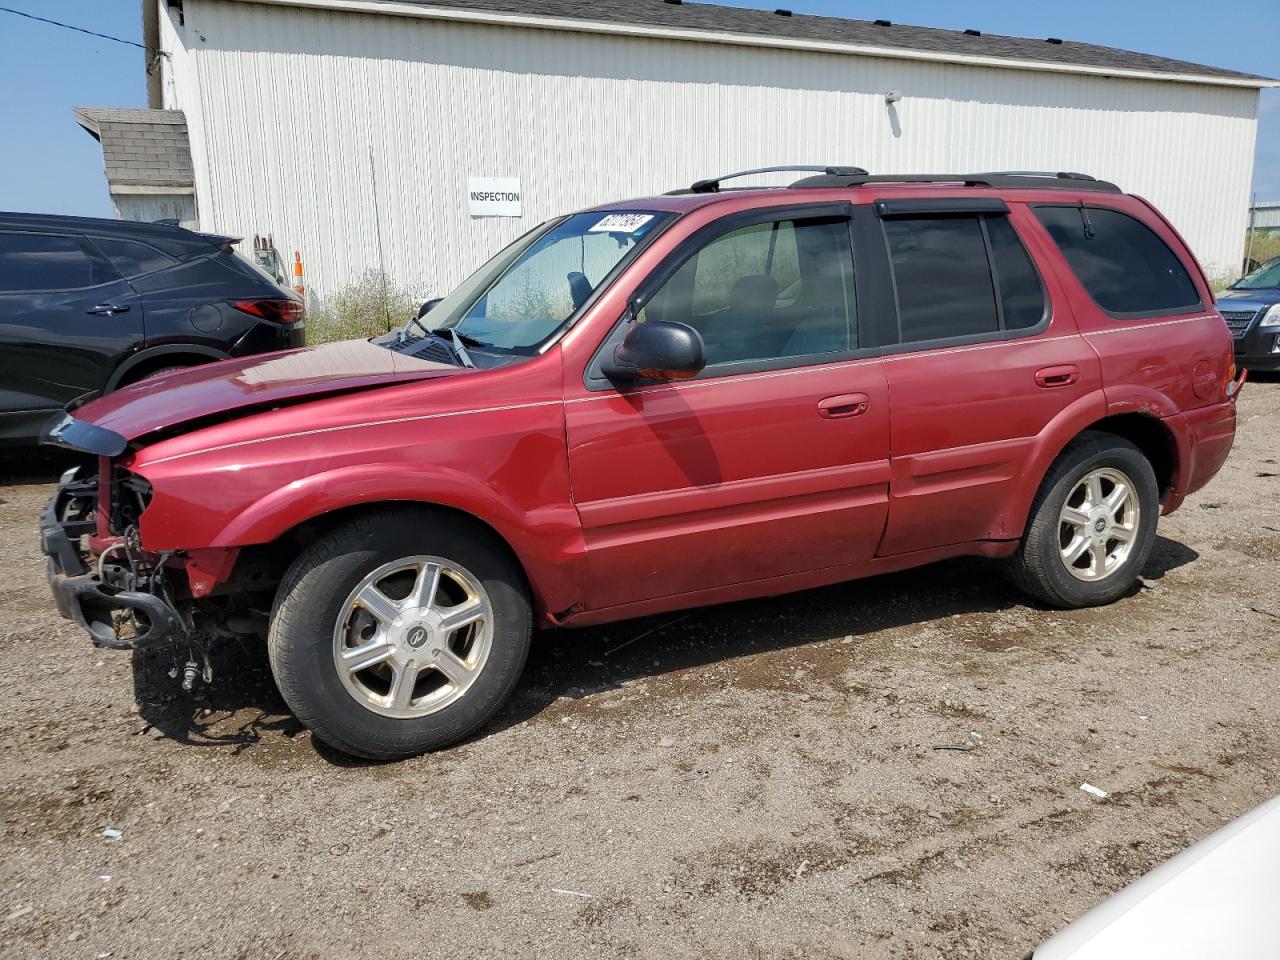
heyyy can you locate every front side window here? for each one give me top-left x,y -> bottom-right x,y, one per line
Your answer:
1034,205 -> 1201,316
425,211 -> 670,351
0,232 -> 118,293
641,216 -> 857,367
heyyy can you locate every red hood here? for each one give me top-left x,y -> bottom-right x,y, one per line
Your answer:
74,340 -> 465,440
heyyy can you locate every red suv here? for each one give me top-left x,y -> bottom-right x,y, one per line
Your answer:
41,168 -> 1242,759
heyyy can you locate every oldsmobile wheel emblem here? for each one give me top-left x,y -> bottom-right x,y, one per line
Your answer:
405,625 -> 429,649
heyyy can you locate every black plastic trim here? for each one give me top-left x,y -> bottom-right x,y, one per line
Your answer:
40,413 -> 128,457
875,197 -> 1010,218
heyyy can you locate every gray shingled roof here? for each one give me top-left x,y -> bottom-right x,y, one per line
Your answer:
366,0 -> 1273,84
73,108 -> 194,191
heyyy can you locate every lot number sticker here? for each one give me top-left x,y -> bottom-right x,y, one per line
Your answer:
589,213 -> 654,233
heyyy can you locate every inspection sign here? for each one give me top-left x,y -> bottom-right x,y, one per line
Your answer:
467,177 -> 522,217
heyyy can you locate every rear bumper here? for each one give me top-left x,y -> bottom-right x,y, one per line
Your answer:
41,470 -> 186,650
1162,399 -> 1237,513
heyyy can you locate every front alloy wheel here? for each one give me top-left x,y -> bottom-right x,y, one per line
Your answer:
334,557 -> 493,718
269,510 -> 532,760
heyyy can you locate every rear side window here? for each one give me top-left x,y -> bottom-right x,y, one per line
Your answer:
883,215 -> 1045,343
90,237 -> 176,278
1034,205 -> 1201,317
0,232 -> 118,292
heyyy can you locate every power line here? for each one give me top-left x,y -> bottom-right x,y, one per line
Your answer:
0,5 -> 167,56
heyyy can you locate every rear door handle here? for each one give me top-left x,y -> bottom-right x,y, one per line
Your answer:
818,393 -> 870,419
87,304 -> 131,316
1035,364 -> 1079,388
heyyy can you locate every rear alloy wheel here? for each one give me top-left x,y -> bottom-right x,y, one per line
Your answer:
1056,467 -> 1141,582
269,510 -> 531,760
1007,431 -> 1159,609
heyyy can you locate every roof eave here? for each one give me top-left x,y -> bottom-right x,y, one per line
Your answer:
221,0 -> 1278,89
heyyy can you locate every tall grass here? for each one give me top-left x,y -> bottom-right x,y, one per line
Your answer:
1243,230 -> 1280,270
306,269 -> 427,345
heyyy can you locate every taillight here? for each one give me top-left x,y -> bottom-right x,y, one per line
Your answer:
229,297 -> 305,325
1224,362 -> 1247,400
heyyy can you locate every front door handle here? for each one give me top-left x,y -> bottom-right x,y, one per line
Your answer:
818,393 -> 870,419
87,303 -> 131,316
1035,364 -> 1079,388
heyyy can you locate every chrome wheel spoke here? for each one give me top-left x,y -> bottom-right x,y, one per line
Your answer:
1089,540 -> 1108,574
341,638 -> 395,674
1086,474 -> 1104,508
1061,505 -> 1091,529
438,597 -> 484,633
1111,524 -> 1135,544
409,562 -> 442,610
1103,482 -> 1130,517
388,663 -> 419,710
431,648 -> 475,686
354,583 -> 401,627
1063,535 -> 1090,565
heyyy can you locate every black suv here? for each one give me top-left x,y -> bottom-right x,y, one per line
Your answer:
0,212 -> 304,445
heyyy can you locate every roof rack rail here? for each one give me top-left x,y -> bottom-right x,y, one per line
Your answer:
789,171 -> 1122,193
682,165 -> 869,194
974,170 -> 1097,181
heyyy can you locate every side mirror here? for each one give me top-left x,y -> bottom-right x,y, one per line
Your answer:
602,319 -> 706,382
417,297 -> 442,320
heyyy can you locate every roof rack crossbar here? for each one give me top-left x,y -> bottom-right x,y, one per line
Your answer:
688,164 -> 869,194
788,172 -> 1122,193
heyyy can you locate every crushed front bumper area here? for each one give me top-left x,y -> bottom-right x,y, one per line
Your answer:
42,469 -> 186,651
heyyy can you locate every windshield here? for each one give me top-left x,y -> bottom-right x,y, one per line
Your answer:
1233,257 -> 1280,290
419,211 -> 671,350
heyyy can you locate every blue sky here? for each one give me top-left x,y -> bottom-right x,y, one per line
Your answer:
0,0 -> 1276,217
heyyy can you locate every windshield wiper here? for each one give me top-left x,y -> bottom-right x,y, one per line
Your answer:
424,327 -> 476,368
401,313 -> 431,341
437,328 -> 488,349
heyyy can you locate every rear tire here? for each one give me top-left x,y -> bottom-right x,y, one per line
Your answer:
119,364 -> 188,388
1007,431 -> 1159,609
268,509 -> 531,760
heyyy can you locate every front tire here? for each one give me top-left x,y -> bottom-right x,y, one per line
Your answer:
1007,431 -> 1159,609
268,509 -> 531,760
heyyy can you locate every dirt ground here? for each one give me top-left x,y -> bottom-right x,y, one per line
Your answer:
1,381 -> 1278,960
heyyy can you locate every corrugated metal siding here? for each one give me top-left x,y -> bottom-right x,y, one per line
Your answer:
1251,203 -> 1280,231
166,0 -> 1260,301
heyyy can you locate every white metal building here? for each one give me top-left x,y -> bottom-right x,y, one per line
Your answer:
86,0 -> 1277,301
1250,200 -> 1280,232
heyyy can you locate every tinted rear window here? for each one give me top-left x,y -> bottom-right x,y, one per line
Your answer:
1034,205 -> 1201,316
884,216 -> 999,342
986,216 -> 1045,330
0,232 -> 118,292
90,237 -> 176,278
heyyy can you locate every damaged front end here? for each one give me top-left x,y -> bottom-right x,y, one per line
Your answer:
40,415 -> 223,687
42,461 -> 186,651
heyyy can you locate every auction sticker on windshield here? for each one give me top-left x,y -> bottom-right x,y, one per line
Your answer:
589,213 -> 654,233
